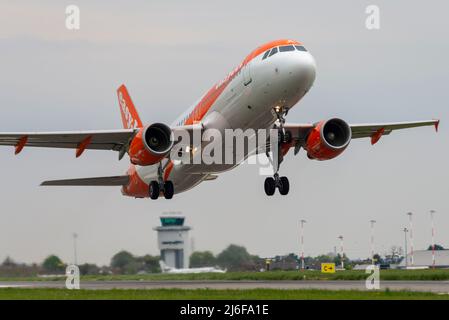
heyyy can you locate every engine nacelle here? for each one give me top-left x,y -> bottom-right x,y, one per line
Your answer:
305,118 -> 351,160
128,123 -> 174,166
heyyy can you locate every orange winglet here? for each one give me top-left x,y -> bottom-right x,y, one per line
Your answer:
435,119 -> 440,132
370,128 -> 385,145
15,136 -> 28,155
76,135 -> 92,158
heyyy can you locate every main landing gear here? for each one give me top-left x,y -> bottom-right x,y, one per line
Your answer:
264,106 -> 291,196
149,162 -> 174,200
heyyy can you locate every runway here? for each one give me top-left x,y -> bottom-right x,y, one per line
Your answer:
1,280 -> 449,293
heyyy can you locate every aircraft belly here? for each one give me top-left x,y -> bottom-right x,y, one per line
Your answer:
170,166 -> 208,194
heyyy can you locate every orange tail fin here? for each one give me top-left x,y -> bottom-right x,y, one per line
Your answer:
117,84 -> 143,129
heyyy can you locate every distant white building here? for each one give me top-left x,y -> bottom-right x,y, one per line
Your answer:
353,264 -> 372,271
153,215 -> 191,269
398,250 -> 449,269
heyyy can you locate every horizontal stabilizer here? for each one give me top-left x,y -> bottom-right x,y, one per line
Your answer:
41,175 -> 129,186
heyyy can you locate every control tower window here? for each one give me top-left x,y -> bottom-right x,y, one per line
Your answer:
279,45 -> 295,52
160,217 -> 185,226
268,47 -> 278,57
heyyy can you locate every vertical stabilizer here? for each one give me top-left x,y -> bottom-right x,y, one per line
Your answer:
117,84 -> 143,129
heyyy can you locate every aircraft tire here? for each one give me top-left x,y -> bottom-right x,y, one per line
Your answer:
149,181 -> 160,200
264,177 -> 276,196
164,181 -> 174,199
279,176 -> 290,195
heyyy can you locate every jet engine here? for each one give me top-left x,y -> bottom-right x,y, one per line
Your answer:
128,123 -> 174,166
305,118 -> 351,160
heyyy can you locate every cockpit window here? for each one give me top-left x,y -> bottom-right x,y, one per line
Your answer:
295,45 -> 307,52
279,45 -> 295,52
268,47 -> 278,57
264,45 -> 300,60
262,50 -> 270,60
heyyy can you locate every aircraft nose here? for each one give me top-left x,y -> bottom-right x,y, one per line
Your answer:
291,51 -> 316,89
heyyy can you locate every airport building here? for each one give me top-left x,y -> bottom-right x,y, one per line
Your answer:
153,215 -> 191,269
398,250 -> 449,269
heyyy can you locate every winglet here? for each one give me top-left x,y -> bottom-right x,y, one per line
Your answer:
15,136 -> 28,155
370,128 -> 385,145
434,119 -> 440,132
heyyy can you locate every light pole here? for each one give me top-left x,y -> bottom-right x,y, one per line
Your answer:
406,212 -> 414,266
430,210 -> 436,269
370,220 -> 376,265
338,235 -> 344,269
300,219 -> 307,270
403,227 -> 408,268
73,233 -> 78,265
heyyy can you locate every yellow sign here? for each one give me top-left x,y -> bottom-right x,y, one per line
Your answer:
321,263 -> 336,273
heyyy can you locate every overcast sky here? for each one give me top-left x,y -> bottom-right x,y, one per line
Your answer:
0,0 -> 448,266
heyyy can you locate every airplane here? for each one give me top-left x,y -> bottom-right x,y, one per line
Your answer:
0,39 -> 439,199
159,260 -> 226,274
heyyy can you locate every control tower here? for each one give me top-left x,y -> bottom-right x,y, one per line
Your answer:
153,215 -> 191,269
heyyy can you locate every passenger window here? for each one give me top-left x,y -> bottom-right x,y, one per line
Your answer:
295,45 -> 307,52
262,50 -> 270,60
279,45 -> 295,52
268,47 -> 278,57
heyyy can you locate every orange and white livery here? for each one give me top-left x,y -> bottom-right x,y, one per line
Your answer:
0,39 -> 439,199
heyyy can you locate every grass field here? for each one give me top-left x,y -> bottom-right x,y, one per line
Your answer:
2,269 -> 448,282
0,288 -> 448,300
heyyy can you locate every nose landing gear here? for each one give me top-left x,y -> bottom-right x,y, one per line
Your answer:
264,106 -> 291,196
264,174 -> 290,196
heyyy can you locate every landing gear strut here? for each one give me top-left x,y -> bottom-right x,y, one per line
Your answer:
264,106 -> 291,196
273,105 -> 292,144
149,162 -> 174,200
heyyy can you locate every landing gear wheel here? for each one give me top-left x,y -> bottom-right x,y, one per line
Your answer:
278,176 -> 290,195
264,177 -> 276,196
149,181 -> 160,200
164,181 -> 174,199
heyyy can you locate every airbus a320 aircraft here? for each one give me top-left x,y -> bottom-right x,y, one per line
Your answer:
0,39 -> 439,199
159,261 -> 226,274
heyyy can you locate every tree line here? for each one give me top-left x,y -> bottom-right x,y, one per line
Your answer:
1,243 -> 445,277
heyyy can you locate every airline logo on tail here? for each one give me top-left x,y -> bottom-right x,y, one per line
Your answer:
117,84 -> 143,129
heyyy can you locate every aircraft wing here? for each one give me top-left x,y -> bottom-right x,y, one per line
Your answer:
0,129 -> 137,156
285,119 -> 439,146
41,175 -> 129,186
0,124 -> 201,158
349,120 -> 439,140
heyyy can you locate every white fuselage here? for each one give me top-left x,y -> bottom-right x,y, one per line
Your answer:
136,45 -> 316,194
163,267 -> 226,274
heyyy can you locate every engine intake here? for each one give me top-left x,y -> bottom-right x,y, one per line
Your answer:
305,118 -> 351,160
129,123 -> 174,166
